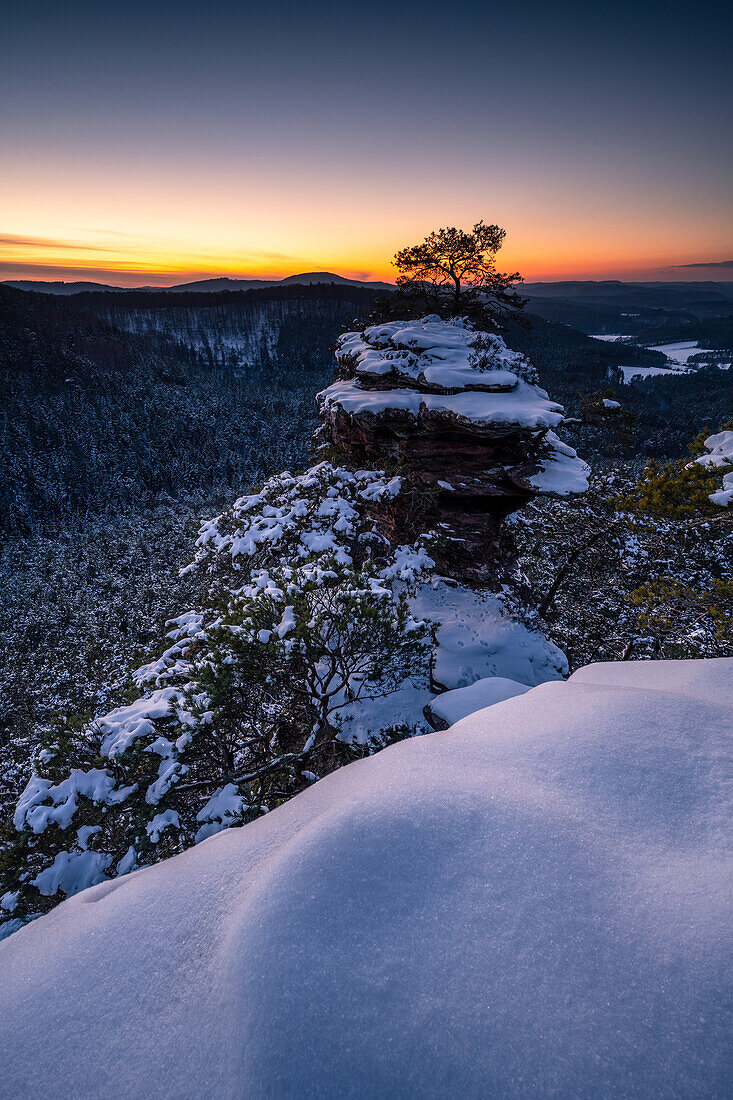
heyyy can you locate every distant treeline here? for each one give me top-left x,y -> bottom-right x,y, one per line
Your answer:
1,284 -> 730,536
71,283 -> 383,311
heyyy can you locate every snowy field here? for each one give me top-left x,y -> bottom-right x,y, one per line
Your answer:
1,657 -> 730,1098
618,363 -> 681,382
618,340 -> 724,383
648,340 -> 716,365
592,336 -> 728,383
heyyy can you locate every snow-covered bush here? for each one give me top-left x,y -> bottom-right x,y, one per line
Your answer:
515,449 -> 733,666
614,421 -> 733,519
0,464 -> 436,929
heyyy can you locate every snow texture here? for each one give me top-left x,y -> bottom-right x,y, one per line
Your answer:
413,579 -> 568,690
324,317 -> 566,434
317,580 -> 565,743
618,364 -> 680,382
14,769 -> 135,833
337,317 -> 536,390
325,318 -> 589,496
1,657 -> 729,1098
31,849 -> 112,898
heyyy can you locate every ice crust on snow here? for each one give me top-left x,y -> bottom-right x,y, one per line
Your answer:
1,657 -> 730,1098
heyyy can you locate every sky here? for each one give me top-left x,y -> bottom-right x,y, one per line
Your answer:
2,0 -> 732,286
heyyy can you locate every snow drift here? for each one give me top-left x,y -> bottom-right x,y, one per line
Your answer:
1,658 -> 731,1098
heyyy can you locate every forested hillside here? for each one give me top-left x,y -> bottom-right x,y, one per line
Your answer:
4,282 -> 730,539
1,283 -> 730,819
0,284 -> 378,535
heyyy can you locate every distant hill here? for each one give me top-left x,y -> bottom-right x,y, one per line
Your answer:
523,280 -> 733,301
3,272 -> 396,295
4,280 -> 131,295
522,281 -> 733,335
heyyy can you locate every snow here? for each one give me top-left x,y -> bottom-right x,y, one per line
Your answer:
337,317 -> 536,392
31,849 -> 112,898
145,809 -> 181,843
648,340 -> 715,366
320,377 -> 565,432
696,429 -> 733,507
332,579 -> 565,743
412,579 -> 568,690
14,769 -> 135,833
602,398 -> 620,409
325,317 -> 571,434
0,890 -> 19,912
425,675 -> 530,727
619,342 -> 722,383
98,688 -> 180,757
336,677 -> 434,743
1,657 -> 730,1098
527,431 -> 590,496
618,364 -> 681,382
195,783 -> 246,844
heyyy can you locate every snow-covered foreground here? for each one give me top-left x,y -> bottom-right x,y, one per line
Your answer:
1,658 -> 731,1098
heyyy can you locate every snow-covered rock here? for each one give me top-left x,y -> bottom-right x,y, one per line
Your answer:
423,675 -> 530,729
696,429 -> 733,507
317,316 -> 588,583
2,657 -> 730,1098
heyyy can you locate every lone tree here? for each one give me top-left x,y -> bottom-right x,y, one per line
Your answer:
393,220 -> 525,323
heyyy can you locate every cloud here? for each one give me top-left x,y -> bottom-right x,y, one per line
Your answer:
248,249 -> 301,262
0,260 -> 218,285
670,259 -> 733,269
0,233 -> 117,253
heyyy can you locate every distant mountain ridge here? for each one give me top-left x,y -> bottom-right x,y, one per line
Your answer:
3,272 -> 396,295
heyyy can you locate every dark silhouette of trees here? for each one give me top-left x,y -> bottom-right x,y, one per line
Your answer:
392,220 -> 526,324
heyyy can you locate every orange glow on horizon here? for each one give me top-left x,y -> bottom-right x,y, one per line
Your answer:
1,226 -> 730,287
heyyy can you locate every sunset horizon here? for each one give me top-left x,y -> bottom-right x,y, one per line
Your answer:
3,240 -> 732,289
4,2 -> 730,289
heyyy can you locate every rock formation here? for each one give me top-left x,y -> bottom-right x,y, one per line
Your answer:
317,315 -> 589,583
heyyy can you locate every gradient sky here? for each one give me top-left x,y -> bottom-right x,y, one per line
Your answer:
2,0 -> 732,285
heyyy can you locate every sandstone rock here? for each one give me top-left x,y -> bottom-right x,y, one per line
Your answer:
316,316 -> 588,582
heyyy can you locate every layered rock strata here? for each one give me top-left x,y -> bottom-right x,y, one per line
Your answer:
317,316 -> 588,582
